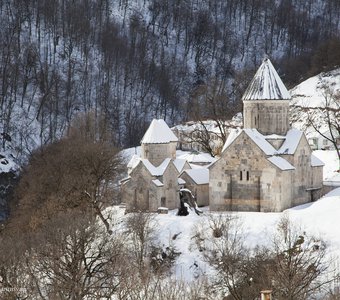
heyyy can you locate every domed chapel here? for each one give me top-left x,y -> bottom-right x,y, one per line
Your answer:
209,58 -> 324,212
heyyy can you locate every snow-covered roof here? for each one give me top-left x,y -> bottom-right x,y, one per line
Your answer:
176,151 -> 216,164
311,154 -> 325,167
127,155 -> 171,176
182,168 -> 209,185
268,156 -> 295,170
152,179 -> 164,187
142,158 -> 171,176
277,129 -> 303,155
127,154 -> 141,171
243,129 -> 277,155
242,58 -> 291,101
178,178 -> 186,185
264,134 -> 286,139
173,158 -> 187,173
242,128 -> 303,156
141,119 -> 178,144
220,128 -> 307,172
222,128 -> 242,153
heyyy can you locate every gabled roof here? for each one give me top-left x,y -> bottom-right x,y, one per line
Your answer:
221,128 -> 242,153
127,155 -> 172,176
235,128 -> 303,156
141,119 -> 178,144
141,158 -> 171,176
181,168 -> 209,185
268,156 -> 295,170
177,151 -> 216,164
243,129 -> 277,155
173,158 -> 188,173
178,178 -> 186,185
242,58 -> 291,101
220,128 -> 306,172
277,129 -> 303,155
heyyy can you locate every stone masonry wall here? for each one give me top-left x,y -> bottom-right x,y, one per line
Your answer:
141,142 -> 177,166
162,162 -> 180,209
122,164 -> 152,211
209,131 -> 292,212
243,100 -> 290,135
179,172 -> 209,206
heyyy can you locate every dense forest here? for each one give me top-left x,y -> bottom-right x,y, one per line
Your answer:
1,0 -> 340,159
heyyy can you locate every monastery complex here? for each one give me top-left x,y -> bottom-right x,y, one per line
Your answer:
121,58 -> 324,212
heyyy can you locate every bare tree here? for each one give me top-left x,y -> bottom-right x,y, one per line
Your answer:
270,216 -> 331,300
26,211 -> 127,299
305,87 -> 340,169
185,79 -> 241,156
197,214 -> 333,300
195,214 -> 257,299
12,122 -> 123,233
125,212 -> 157,272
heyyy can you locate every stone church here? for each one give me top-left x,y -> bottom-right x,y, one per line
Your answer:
209,58 -> 324,212
121,119 -> 191,212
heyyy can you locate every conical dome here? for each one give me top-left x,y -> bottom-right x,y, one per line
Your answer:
242,58 -> 290,135
141,119 -> 178,144
242,58 -> 291,101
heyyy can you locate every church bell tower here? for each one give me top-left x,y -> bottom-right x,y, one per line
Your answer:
242,58 -> 291,135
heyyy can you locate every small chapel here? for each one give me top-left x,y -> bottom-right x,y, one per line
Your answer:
209,58 -> 324,212
120,119 -> 191,212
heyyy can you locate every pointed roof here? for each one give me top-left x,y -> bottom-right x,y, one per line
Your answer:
242,57 -> 291,101
128,156 -> 172,176
141,119 -> 178,144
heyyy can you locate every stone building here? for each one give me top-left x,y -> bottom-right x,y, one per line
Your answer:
179,168 -> 209,206
209,58 -> 324,212
121,119 -> 191,212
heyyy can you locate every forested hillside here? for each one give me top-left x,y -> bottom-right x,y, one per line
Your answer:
1,0 -> 340,160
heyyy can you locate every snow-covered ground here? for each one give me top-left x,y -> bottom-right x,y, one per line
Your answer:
290,68 -> 340,108
115,147 -> 340,283
314,150 -> 340,184
110,186 -> 340,283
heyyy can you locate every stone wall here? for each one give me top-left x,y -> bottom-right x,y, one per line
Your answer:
243,100 -> 290,135
122,160 -> 181,212
141,142 -> 177,166
148,184 -> 164,211
210,131 -> 293,212
122,164 -> 153,211
179,172 -> 209,206
288,136 -> 315,207
162,162 -> 180,209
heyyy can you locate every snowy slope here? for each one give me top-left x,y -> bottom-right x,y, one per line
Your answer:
110,187 -> 340,283
290,68 -> 340,138
161,187 -> 340,281
290,68 -> 340,108
116,146 -> 340,283
313,150 -> 340,184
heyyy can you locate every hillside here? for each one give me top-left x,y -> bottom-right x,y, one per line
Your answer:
146,186 -> 340,282
1,0 -> 340,162
289,68 -> 340,168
